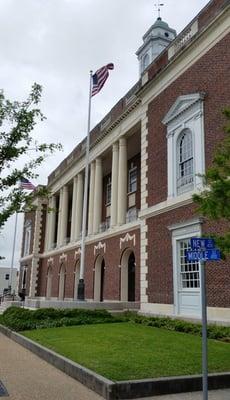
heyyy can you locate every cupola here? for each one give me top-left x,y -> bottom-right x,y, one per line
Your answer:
136,16 -> 176,75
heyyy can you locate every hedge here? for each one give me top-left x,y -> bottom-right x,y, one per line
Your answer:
1,306 -> 121,332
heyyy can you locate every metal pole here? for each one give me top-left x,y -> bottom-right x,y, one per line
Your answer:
9,212 -> 18,294
200,259 -> 208,400
78,70 -> 93,300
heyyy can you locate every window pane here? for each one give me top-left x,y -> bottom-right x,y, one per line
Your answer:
179,239 -> 200,289
177,131 -> 194,190
106,177 -> 111,205
129,168 -> 137,193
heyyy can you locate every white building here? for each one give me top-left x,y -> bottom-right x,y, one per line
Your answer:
0,267 -> 18,295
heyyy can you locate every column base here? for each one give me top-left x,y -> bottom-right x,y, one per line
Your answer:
77,279 -> 85,301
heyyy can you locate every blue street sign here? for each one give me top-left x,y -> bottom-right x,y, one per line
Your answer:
185,248 -> 221,262
190,237 -> 215,250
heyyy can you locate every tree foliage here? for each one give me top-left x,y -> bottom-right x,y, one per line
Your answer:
193,108 -> 230,254
0,83 -> 62,228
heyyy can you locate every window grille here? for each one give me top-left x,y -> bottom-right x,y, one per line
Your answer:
177,131 -> 194,191
23,226 -> 31,256
106,176 -> 111,205
128,167 -> 137,193
179,239 -> 200,289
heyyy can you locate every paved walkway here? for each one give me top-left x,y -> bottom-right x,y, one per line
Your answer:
0,332 -> 229,400
0,333 -> 103,400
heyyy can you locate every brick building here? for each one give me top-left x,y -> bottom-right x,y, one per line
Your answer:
19,0 -> 230,322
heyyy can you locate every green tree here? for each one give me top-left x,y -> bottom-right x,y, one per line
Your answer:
193,108 -> 230,255
0,83 -> 62,228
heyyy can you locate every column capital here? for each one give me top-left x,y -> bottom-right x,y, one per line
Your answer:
78,172 -> 83,181
95,157 -> 102,165
112,142 -> 119,152
119,137 -> 127,147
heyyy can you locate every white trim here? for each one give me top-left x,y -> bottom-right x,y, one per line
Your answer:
171,221 -> 202,316
94,241 -> 106,255
140,303 -> 174,316
120,233 -> 136,249
163,93 -> 205,199
41,220 -> 140,258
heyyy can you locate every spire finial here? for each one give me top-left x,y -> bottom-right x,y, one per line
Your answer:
154,2 -> 164,19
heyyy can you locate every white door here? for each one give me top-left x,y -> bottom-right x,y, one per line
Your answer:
177,239 -> 201,316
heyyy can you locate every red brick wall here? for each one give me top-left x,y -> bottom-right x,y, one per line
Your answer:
203,219 -> 230,307
198,0 -> 228,31
147,205 -> 230,308
147,34 -> 230,207
37,228 -> 140,301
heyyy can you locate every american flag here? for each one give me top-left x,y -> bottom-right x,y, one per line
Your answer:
91,63 -> 114,97
20,178 -> 36,190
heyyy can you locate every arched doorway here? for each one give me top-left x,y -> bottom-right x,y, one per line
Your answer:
73,260 -> 80,300
94,255 -> 105,302
46,266 -> 52,299
120,249 -> 135,302
58,263 -> 66,300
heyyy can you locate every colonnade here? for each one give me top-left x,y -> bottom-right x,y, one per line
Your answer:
45,137 -> 128,251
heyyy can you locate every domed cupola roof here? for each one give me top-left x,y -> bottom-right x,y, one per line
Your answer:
136,16 -> 177,75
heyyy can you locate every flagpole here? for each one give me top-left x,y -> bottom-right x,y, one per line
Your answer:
9,212 -> 18,295
78,70 -> 93,300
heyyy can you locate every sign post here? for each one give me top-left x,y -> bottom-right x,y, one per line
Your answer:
186,237 -> 221,400
200,259 -> 208,400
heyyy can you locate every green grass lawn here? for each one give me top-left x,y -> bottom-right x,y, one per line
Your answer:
22,322 -> 230,381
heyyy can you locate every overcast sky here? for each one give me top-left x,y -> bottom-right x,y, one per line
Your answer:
0,0 -> 210,270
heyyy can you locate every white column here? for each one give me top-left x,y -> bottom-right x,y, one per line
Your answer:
44,202 -> 51,251
70,177 -> 78,242
75,172 -> 83,240
57,188 -> 63,247
93,158 -> 103,234
111,142 -> 119,227
117,137 -> 127,225
88,162 -> 95,235
48,196 -> 56,250
60,185 -> 69,245
167,132 -> 174,198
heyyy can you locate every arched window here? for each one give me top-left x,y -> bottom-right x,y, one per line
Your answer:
143,53 -> 150,70
177,129 -> 194,193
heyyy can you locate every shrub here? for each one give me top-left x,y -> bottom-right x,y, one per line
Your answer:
123,312 -> 230,341
1,306 -> 118,332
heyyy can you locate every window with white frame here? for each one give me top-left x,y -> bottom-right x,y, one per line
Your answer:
105,176 -> 111,205
178,239 -> 200,289
22,267 -> 27,289
177,129 -> 194,193
5,274 -> 9,281
162,93 -> 205,199
143,53 -> 150,70
128,165 -> 137,193
23,223 -> 32,256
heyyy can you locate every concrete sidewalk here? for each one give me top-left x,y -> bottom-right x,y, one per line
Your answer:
1,332 -> 229,400
0,332 -> 103,400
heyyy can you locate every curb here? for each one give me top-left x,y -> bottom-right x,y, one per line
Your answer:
0,324 -> 230,399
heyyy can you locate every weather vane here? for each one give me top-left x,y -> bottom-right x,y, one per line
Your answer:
154,1 -> 164,19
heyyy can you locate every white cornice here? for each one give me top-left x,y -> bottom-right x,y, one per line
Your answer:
139,193 -> 195,220
40,220 -> 140,258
